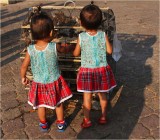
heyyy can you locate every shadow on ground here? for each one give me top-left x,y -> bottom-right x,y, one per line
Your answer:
0,1 -> 64,67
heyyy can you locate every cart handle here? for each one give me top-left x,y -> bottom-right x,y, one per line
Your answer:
64,0 -> 76,7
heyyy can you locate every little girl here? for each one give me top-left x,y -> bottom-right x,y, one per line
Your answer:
73,4 -> 116,128
20,12 -> 72,132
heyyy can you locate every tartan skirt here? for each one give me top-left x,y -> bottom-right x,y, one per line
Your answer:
77,65 -> 116,93
28,75 -> 72,109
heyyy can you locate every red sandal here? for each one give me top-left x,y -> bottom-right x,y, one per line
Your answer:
81,118 -> 92,128
99,117 -> 107,124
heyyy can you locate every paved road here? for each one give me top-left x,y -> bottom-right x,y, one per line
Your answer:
1,0 -> 159,139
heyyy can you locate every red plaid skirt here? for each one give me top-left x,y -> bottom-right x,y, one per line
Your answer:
77,65 -> 116,92
28,76 -> 72,109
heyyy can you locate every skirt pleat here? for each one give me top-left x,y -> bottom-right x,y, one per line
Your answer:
28,75 -> 72,109
77,65 -> 116,92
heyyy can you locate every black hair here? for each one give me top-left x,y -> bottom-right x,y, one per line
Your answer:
30,12 -> 54,40
80,4 -> 102,30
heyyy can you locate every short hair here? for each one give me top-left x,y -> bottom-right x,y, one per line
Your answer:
80,4 -> 102,30
30,12 -> 54,40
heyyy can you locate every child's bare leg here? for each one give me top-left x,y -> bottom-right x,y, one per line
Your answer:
98,92 -> 108,119
83,92 -> 92,119
56,103 -> 67,131
38,107 -> 46,122
55,103 -> 64,121
38,107 -> 48,131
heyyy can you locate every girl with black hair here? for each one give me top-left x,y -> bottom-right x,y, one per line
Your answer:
21,12 -> 72,132
73,4 -> 116,128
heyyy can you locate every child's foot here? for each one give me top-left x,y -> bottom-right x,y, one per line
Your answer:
98,117 -> 107,124
81,118 -> 92,128
39,122 -> 48,132
56,120 -> 67,132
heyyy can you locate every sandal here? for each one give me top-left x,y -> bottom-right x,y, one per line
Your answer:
99,117 -> 107,124
39,122 -> 48,132
81,118 -> 92,128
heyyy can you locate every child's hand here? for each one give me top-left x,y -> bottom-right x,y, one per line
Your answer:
62,43 -> 75,52
57,43 -> 76,53
61,43 -> 72,53
21,77 -> 29,85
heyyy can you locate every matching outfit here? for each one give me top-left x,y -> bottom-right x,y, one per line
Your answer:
77,31 -> 116,92
27,42 -> 72,109
28,31 -> 116,109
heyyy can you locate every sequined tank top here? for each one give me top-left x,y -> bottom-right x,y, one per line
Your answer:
79,31 -> 108,68
27,42 -> 60,84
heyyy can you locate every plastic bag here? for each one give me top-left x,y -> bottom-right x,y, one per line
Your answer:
112,33 -> 122,62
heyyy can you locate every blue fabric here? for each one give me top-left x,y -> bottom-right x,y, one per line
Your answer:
79,31 -> 108,68
27,42 -> 60,84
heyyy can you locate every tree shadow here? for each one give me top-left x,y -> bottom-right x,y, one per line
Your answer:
0,1 -> 64,67
1,8 -> 28,19
76,33 -> 156,139
1,28 -> 25,67
1,14 -> 27,28
8,0 -> 25,5
0,1 -> 61,20
1,9 -> 8,16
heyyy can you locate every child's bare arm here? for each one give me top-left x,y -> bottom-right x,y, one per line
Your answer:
20,51 -> 30,85
73,38 -> 81,56
105,35 -> 112,54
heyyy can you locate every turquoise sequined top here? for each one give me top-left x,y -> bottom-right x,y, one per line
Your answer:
79,31 -> 108,68
27,42 -> 60,84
